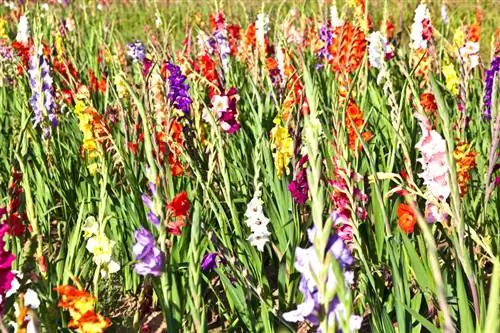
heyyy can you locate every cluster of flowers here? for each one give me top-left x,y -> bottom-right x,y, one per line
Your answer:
126,40 -> 146,62
135,190 -> 190,275
283,227 -> 362,332
206,12 -> 231,72
204,87 -> 241,134
453,19 -> 481,73
269,48 -> 307,179
166,191 -> 190,235
82,216 -> 120,278
142,181 -> 162,227
327,21 -> 366,74
442,60 -> 460,96
244,184 -> 271,252
146,62 -> 187,176
55,285 -> 110,333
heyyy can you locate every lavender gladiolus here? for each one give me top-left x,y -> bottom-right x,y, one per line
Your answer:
133,227 -> 163,277
212,30 -> 231,72
127,40 -> 146,62
483,56 -> 500,120
142,182 -> 160,226
283,227 -> 362,332
28,51 -> 57,139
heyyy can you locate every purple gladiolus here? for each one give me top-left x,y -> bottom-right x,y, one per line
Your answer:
283,227 -> 362,332
483,56 -> 500,120
317,24 -> 333,61
166,62 -> 192,115
141,194 -> 153,211
127,40 -> 146,62
28,51 -> 57,139
201,252 -> 218,271
133,227 -> 163,277
147,211 -> 160,226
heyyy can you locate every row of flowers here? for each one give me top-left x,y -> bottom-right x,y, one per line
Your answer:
0,1 -> 499,332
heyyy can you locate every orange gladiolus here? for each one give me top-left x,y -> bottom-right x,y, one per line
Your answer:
346,99 -> 373,151
55,285 -> 110,333
420,92 -> 438,121
420,93 -> 437,113
328,21 -> 366,74
454,142 -> 477,196
245,23 -> 257,49
467,24 -> 481,43
397,203 -> 417,233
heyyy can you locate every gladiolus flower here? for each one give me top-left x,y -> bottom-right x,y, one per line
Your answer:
201,253 -> 219,271
397,203 -> 417,233
453,142 -> 477,196
54,285 -> 110,333
0,223 -> 15,313
346,99 -> 373,151
167,192 -> 190,218
133,228 -> 163,277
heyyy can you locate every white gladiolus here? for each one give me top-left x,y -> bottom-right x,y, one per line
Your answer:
245,183 -> 271,252
276,46 -> 286,86
440,3 -> 449,25
410,3 -> 431,50
330,5 -> 344,28
24,289 -> 40,309
367,32 -> 387,69
155,12 -> 162,28
459,41 -> 480,70
16,15 -> 30,44
367,31 -> 394,83
83,216 -> 120,277
255,13 -> 270,50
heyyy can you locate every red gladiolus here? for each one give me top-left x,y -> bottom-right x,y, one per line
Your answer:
166,218 -> 186,236
167,192 -> 190,218
88,69 -> 99,93
227,24 -> 241,56
62,89 -> 74,105
98,76 -> 107,93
